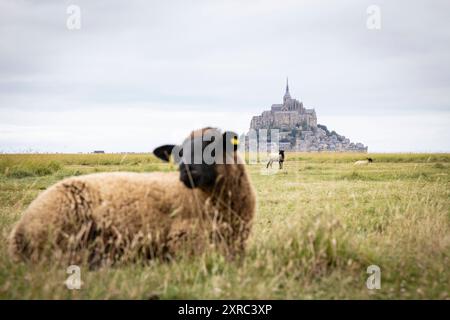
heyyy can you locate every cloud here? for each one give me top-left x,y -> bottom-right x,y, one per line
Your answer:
0,106 -> 254,152
0,0 -> 449,152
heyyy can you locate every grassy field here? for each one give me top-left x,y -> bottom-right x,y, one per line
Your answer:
0,153 -> 449,299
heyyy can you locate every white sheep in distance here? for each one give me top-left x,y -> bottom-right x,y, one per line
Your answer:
266,150 -> 285,169
9,128 -> 256,267
354,158 -> 373,166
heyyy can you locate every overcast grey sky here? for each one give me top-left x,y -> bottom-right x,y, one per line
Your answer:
0,0 -> 449,152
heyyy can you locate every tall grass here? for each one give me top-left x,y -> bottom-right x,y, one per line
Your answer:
286,152 -> 450,163
0,158 -> 61,178
0,153 -> 449,299
0,153 -> 158,166
0,154 -> 167,178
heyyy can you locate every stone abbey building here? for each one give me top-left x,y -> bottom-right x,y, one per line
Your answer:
249,80 -> 368,152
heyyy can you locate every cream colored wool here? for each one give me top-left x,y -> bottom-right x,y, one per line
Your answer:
354,160 -> 370,166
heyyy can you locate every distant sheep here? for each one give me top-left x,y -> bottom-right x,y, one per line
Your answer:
354,158 -> 373,166
266,150 -> 285,169
9,128 -> 256,267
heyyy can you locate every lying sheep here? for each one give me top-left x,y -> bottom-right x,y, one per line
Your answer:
266,150 -> 285,169
354,158 -> 373,166
9,128 -> 256,267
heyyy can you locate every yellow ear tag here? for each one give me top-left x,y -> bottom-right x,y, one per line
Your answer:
231,137 -> 239,145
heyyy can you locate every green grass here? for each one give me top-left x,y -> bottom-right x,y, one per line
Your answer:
0,153 -> 449,299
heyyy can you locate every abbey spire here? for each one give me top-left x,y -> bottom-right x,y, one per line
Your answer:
283,77 -> 291,103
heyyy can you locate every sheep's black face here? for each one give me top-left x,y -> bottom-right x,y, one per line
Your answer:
153,128 -> 239,190
179,163 -> 217,189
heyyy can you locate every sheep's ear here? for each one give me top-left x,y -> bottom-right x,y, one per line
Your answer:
153,145 -> 176,162
223,131 -> 239,152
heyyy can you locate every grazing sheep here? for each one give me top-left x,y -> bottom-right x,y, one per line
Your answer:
266,150 -> 285,169
9,128 -> 256,267
354,158 -> 373,166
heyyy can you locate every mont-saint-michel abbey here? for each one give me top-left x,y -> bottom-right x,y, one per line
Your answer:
248,80 -> 368,152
